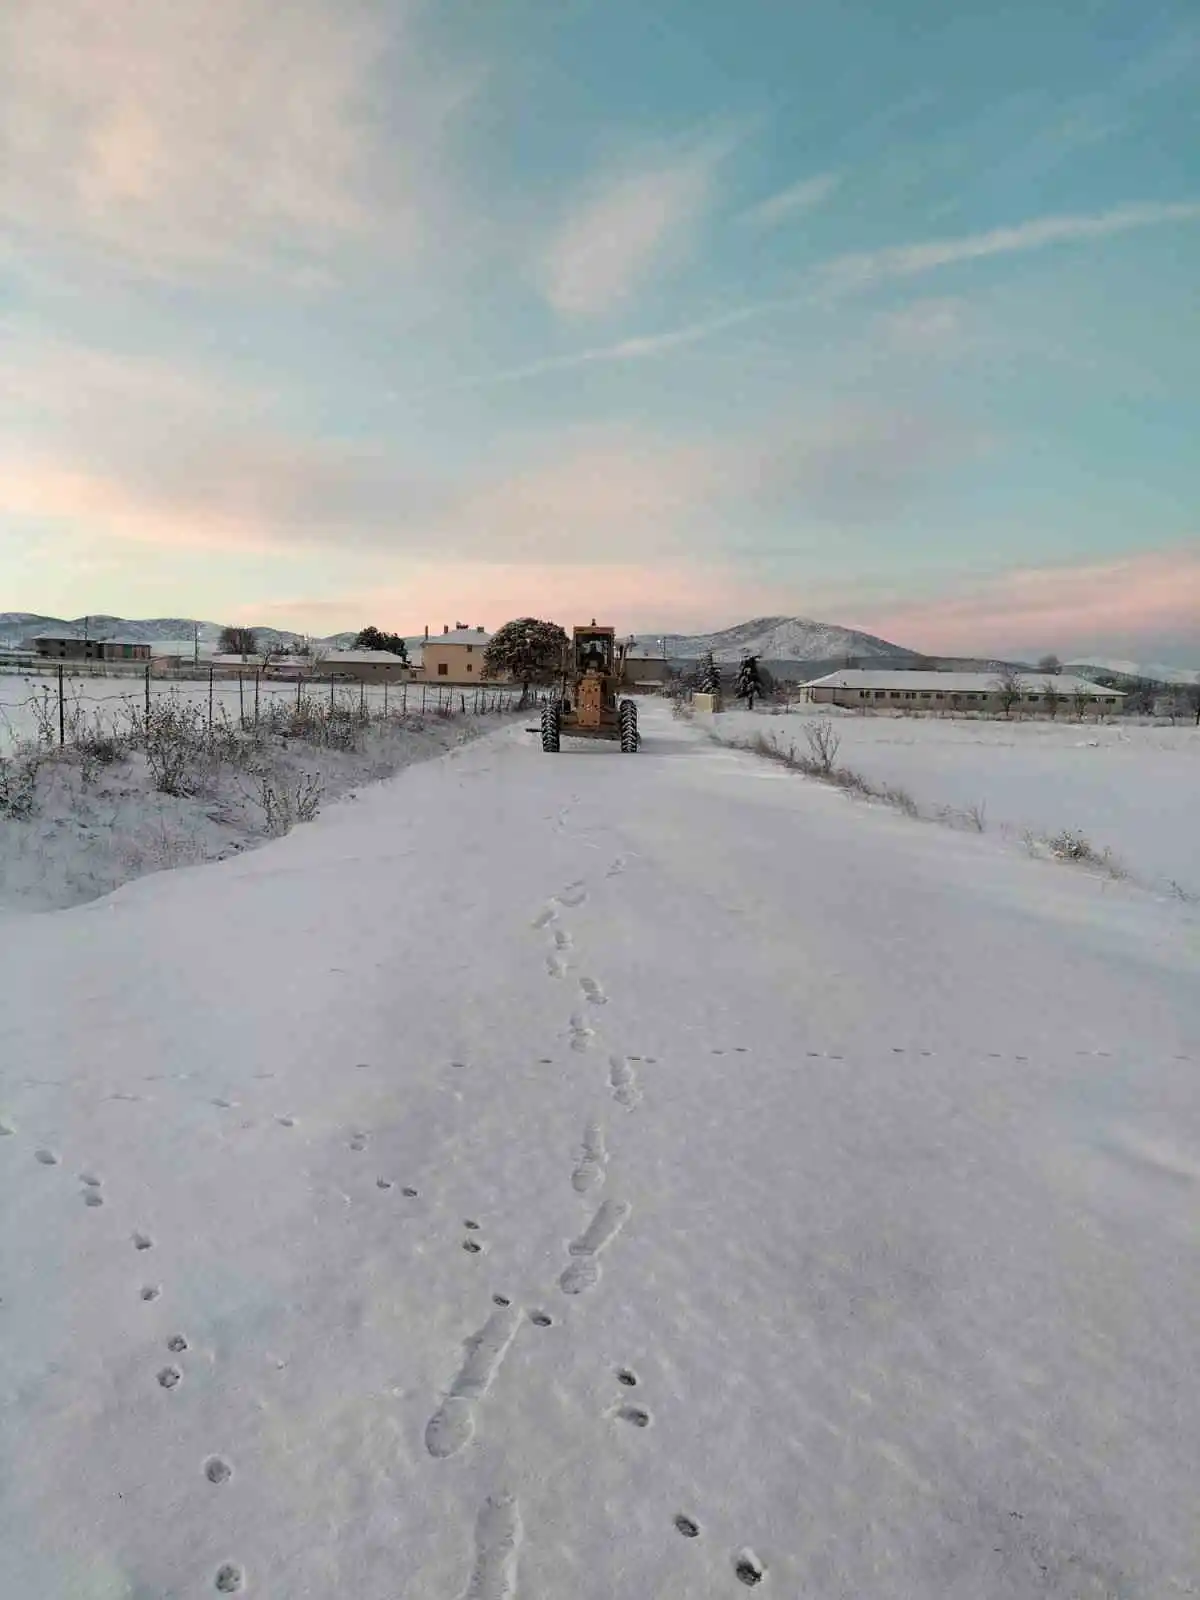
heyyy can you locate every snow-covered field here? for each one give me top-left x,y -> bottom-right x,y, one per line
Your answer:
0,674 -> 475,754
2,702 -> 1198,1597
715,704 -> 1200,901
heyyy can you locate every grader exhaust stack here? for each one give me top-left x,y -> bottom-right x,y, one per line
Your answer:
541,624 -> 639,752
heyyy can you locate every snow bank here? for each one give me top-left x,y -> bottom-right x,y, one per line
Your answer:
712,704 -> 1200,900
0,690 -> 521,914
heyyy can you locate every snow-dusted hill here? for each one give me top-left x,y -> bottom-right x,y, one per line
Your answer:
0,614 -> 340,652
648,616 -> 913,661
1067,658 -> 1200,686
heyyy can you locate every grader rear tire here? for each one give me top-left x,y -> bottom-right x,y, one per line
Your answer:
541,702 -> 561,752
619,699 -> 639,752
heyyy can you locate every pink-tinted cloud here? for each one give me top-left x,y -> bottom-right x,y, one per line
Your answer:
853,544 -> 1200,655
0,0 -> 471,275
252,560 -> 775,638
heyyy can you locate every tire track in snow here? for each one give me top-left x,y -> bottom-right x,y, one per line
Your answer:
461,1492 -> 523,1599
560,1197 -> 632,1294
425,1305 -> 523,1458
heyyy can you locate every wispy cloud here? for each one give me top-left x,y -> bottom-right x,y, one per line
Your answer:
819,200 -> 1200,293
0,0 -> 472,277
742,172 -> 840,230
537,139 -> 729,318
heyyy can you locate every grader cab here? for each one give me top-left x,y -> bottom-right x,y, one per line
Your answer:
541,623 -> 639,752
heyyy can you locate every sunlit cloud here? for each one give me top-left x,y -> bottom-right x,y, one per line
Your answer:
0,0 -> 473,277
537,137 -> 730,317
854,544 -> 1200,655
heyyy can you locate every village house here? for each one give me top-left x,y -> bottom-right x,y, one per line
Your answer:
804,669 -> 1124,714
417,625 -> 494,685
320,649 -> 410,683
29,635 -> 151,663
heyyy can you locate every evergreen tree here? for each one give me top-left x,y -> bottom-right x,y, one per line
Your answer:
697,651 -> 722,695
736,653 -> 763,710
353,626 -> 409,661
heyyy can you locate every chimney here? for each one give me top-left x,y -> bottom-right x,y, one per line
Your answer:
443,624 -> 449,635
424,624 -> 429,641
477,625 -> 484,634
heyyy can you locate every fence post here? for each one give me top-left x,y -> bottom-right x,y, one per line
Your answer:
254,669 -> 260,727
238,671 -> 245,729
360,680 -> 366,716
422,683 -> 427,713
383,680 -> 388,716
209,666 -> 214,730
329,674 -> 335,711
402,683 -> 407,714
57,664 -> 64,746
145,662 -> 151,718
296,675 -> 302,712
461,692 -> 466,713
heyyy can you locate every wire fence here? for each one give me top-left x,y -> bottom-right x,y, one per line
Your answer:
0,665 -> 533,752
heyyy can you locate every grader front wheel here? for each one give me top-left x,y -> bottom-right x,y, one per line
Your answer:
541,701 -> 561,752
619,699 -> 639,752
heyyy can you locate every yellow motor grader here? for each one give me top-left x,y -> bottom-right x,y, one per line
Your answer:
541,624 -> 639,752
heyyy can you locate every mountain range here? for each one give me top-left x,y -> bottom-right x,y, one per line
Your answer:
2,613 -> 1195,684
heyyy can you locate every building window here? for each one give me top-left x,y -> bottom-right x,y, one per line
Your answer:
890,691 -> 901,699
467,662 -> 473,671
437,663 -> 448,676
935,692 -> 944,699
466,644 -> 473,653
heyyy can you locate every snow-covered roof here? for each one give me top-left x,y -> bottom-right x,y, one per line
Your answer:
428,629 -> 491,646
321,649 -> 409,664
807,669 -> 1124,695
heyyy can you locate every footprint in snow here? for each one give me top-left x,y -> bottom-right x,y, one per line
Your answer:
83,1189 -> 104,1207
560,1198 -> 632,1295
349,1132 -> 368,1152
214,1562 -> 244,1592
157,1366 -> 183,1390
554,928 -> 572,950
425,1305 -> 522,1459
275,1115 -> 296,1128
462,1491 -> 523,1599
532,907 -> 557,929
555,883 -> 588,909
546,955 -> 568,979
616,1368 -> 638,1386
34,1149 -> 59,1166
571,1122 -> 608,1194
569,1014 -> 595,1053
608,1055 -> 640,1108
614,1404 -> 651,1428
735,1549 -> 766,1586
167,1334 -> 189,1353
140,1285 -> 161,1302
675,1514 -> 700,1538
132,1232 -> 154,1251
579,976 -> 607,1006
204,1457 -> 233,1485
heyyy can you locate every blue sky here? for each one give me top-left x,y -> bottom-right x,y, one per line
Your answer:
1,0 -> 1197,659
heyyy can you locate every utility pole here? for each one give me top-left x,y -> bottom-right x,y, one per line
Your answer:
193,621 -> 200,669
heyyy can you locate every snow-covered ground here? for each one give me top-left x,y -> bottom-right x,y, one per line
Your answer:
714,704 -> 1200,901
2,702 -> 1198,1598
0,691 -> 521,914
0,674 -> 470,755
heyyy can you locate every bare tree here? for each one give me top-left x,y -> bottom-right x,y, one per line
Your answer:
1071,686 -> 1091,720
1037,653 -> 1062,675
992,665 -> 1024,718
219,626 -> 258,657
1041,676 -> 1063,719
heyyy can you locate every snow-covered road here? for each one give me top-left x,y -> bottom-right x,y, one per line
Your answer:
2,702 -> 1198,1598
